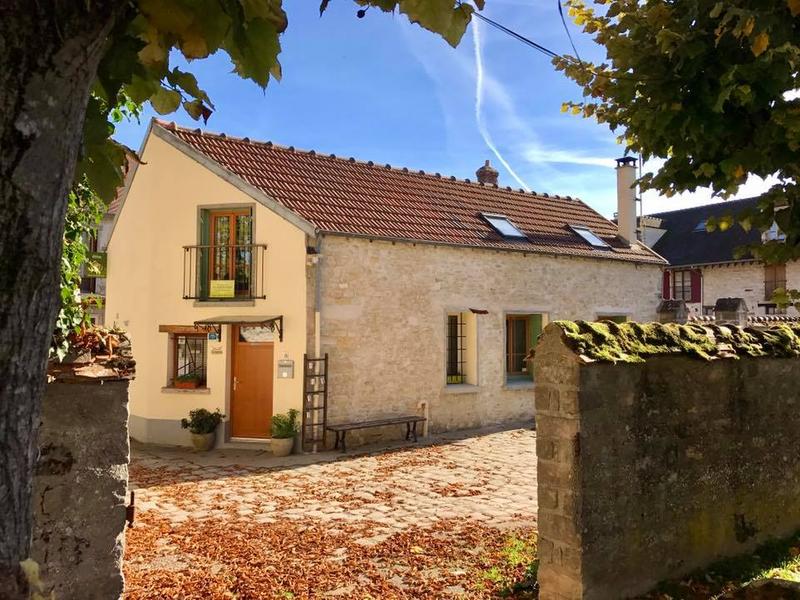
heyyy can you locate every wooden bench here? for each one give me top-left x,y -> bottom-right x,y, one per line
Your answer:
326,415 -> 426,453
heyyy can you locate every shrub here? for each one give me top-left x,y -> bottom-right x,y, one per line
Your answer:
271,409 -> 299,439
181,408 -> 224,434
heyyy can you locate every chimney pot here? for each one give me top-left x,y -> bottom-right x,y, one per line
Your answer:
476,159 -> 499,185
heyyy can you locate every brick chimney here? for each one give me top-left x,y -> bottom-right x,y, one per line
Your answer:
615,156 -> 637,245
476,160 -> 499,185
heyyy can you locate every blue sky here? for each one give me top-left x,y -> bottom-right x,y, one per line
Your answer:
114,0 -> 770,219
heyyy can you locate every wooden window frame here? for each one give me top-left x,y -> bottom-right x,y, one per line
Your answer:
170,333 -> 208,387
506,315 -> 530,375
764,263 -> 787,301
672,270 -> 693,302
206,207 -> 254,298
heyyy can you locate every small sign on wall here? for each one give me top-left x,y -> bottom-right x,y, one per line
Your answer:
207,332 -> 219,342
278,359 -> 294,379
209,279 -> 235,298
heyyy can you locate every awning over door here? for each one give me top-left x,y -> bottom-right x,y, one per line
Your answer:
193,315 -> 283,342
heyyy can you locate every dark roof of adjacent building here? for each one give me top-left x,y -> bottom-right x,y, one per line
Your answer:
153,120 -> 665,265
647,198 -> 761,267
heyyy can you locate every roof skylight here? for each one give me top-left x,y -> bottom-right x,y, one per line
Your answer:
481,213 -> 527,239
570,225 -> 610,248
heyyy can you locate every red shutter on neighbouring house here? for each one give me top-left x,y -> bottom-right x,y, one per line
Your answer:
662,271 -> 671,299
690,269 -> 702,303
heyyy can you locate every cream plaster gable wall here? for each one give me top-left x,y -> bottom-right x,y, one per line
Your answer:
317,235 -> 662,441
105,131 -> 310,444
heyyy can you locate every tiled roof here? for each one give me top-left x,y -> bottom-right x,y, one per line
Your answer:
648,198 -> 761,266
155,120 -> 665,265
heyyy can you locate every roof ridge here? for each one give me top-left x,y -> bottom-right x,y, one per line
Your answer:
646,196 -> 759,218
152,119 -> 585,204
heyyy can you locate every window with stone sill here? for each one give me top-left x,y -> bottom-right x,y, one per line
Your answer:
505,314 -> 544,384
169,334 -> 208,388
446,311 -> 477,386
764,264 -> 787,301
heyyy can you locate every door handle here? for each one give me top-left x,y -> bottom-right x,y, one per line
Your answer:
233,376 -> 240,391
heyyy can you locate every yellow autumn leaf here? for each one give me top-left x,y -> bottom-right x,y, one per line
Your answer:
751,31 -> 769,56
561,103 -> 569,113
742,17 -> 755,37
789,0 -> 800,17
571,105 -> 582,115
733,165 -> 745,178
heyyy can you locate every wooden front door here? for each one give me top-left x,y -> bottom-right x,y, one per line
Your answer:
231,325 -> 274,438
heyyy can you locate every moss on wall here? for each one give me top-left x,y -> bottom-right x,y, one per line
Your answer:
553,320 -> 800,363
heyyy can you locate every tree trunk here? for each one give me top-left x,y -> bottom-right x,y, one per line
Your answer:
0,3 -> 123,597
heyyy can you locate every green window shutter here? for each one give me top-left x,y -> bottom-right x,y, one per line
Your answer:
528,314 -> 543,349
198,209 -> 210,299
527,314 -> 543,382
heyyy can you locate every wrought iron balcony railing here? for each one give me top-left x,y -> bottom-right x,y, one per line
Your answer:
182,244 -> 267,301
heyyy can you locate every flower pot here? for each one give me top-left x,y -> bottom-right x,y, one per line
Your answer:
175,380 -> 199,389
271,437 -> 294,457
191,432 -> 216,451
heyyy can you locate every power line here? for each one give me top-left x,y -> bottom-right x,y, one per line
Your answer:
556,0 -> 583,63
471,11 -> 559,59
469,6 -> 658,84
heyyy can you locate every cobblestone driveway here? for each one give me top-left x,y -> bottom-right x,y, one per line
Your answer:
125,426 -> 538,599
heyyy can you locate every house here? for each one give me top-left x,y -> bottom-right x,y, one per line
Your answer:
80,153 -> 133,325
643,198 -> 798,318
105,120 -> 665,448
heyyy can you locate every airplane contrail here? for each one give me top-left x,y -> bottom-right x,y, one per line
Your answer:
472,19 -> 531,191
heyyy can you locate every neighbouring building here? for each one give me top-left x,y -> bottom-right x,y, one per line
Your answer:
642,198 -> 798,318
80,153 -> 133,325
105,119 -> 665,448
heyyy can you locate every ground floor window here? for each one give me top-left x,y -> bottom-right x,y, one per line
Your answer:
597,315 -> 627,323
445,311 -> 478,386
506,314 -> 544,383
764,263 -> 787,301
446,313 -> 466,384
171,334 -> 208,387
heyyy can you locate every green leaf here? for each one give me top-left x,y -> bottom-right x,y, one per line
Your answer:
150,86 -> 182,114
182,99 -> 212,123
167,68 -> 213,106
228,17 -> 282,87
396,0 -> 474,48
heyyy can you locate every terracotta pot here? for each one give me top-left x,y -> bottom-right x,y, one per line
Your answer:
271,437 -> 294,457
175,380 -> 199,389
191,432 -> 215,451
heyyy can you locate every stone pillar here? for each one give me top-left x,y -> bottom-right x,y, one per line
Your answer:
32,378 -> 130,599
533,326 -> 583,600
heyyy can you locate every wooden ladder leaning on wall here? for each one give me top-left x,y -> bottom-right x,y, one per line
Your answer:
301,353 -> 328,453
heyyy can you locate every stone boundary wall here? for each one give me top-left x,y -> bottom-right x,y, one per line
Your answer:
32,378 -> 131,599
533,321 -> 800,599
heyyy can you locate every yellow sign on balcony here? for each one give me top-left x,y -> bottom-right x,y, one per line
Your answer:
209,280 -> 235,298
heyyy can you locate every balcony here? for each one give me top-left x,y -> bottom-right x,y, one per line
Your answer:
183,244 -> 267,301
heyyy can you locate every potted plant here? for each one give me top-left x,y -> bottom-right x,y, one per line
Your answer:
174,373 -> 201,389
270,409 -> 299,457
181,408 -> 224,451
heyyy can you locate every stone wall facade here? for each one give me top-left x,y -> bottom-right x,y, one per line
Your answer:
32,379 -> 130,598
534,323 -> 800,599
318,235 -> 662,445
680,260 -> 800,319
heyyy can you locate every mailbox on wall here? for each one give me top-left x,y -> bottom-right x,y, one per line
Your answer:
277,358 -> 294,379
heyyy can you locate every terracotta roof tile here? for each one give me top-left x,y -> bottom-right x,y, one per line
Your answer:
156,120 -> 664,265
